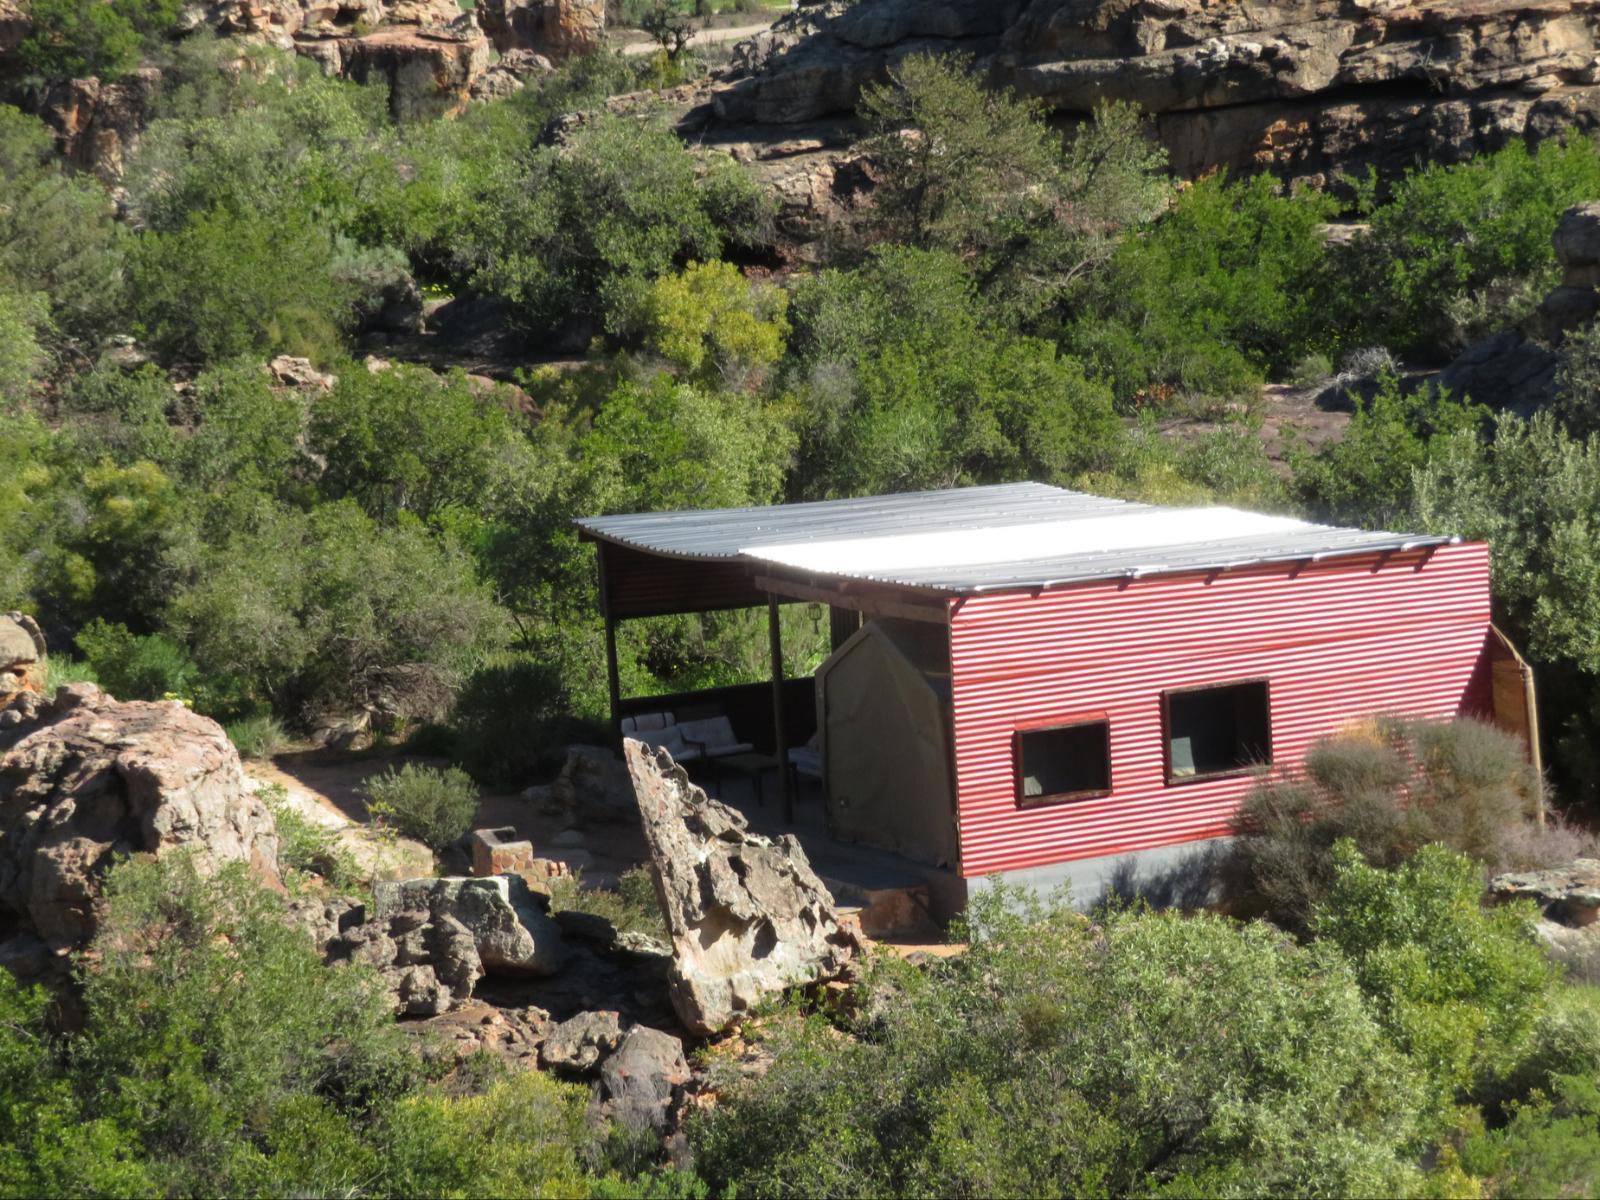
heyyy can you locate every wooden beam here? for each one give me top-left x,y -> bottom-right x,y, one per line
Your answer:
769,594 -> 793,823
753,575 -> 948,625
598,546 -> 623,749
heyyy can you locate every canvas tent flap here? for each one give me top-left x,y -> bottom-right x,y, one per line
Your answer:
819,621 -> 956,866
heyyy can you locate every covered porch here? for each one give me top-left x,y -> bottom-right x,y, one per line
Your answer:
578,526 -> 966,929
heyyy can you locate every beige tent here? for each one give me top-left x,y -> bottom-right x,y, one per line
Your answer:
817,619 -> 957,866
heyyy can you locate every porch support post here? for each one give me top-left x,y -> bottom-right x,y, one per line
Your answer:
769,593 -> 793,823
598,546 -> 623,750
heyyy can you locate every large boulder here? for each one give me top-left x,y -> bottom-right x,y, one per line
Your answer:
624,739 -> 858,1036
599,1024 -> 691,1136
479,0 -> 603,58
374,875 -> 567,973
1491,859 -> 1600,927
0,613 -> 45,709
334,875 -> 566,1015
523,743 -> 640,825
0,684 -> 282,957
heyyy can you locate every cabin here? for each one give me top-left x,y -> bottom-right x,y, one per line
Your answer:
575,482 -> 1536,916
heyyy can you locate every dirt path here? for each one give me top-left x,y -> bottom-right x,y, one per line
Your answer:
619,19 -> 774,55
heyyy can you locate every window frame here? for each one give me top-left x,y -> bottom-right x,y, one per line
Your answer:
1160,677 -> 1273,786
1012,714 -> 1113,809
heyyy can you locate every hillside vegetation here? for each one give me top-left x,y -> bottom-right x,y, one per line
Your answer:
7,32 -> 1600,1198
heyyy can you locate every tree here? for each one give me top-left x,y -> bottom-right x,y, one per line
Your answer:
16,0 -> 179,79
0,105 -> 124,343
787,247 -> 1119,496
638,260 -> 790,386
463,113 -> 772,337
1066,171 -> 1337,405
858,54 -> 1169,325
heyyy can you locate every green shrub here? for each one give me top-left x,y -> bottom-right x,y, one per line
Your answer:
1066,171 -> 1336,405
74,617 -> 201,703
1479,985 -> 1600,1119
1331,138 -> 1600,359
364,762 -> 480,851
225,713 -> 291,761
126,207 -> 362,365
452,650 -> 600,788
1459,1074 -> 1600,1199
786,246 -> 1120,497
1313,840 -> 1555,1117
0,854 -> 614,1195
17,0 -> 180,78
1290,351 -> 1334,388
463,112 -> 772,337
693,889 -> 1424,1198
548,866 -> 667,941
858,54 -> 1169,325
260,783 -> 362,892
1224,716 -> 1550,932
1295,368 -> 1486,527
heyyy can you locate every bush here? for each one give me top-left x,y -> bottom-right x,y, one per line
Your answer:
0,854 -> 614,1196
74,617 -> 203,703
127,207 -> 364,365
1331,138 -> 1600,359
17,0 -> 179,78
225,713 -> 291,761
1295,368 -> 1485,526
1066,171 -> 1336,405
451,649 -> 611,790
1313,840 -> 1555,1116
463,112 -> 772,337
1224,716 -> 1549,931
786,246 -> 1120,497
548,866 -> 668,942
693,890 -> 1424,1198
858,54 -> 1169,325
1460,1074 -> 1600,1198
364,762 -> 480,851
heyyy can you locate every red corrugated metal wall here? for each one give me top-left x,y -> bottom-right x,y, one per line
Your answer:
947,542 -> 1493,877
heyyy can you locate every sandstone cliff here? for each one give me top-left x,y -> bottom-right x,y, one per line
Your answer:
716,0 -> 1600,192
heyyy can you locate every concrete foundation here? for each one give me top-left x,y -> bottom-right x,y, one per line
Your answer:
965,838 -> 1231,913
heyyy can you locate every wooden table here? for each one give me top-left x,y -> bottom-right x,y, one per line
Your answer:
713,752 -> 782,806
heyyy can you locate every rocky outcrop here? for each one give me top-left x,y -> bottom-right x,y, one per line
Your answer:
1435,200 -> 1600,411
715,0 -> 1600,194
1491,858 -> 1600,926
624,739 -> 858,1037
478,0 -> 604,58
540,1007 -> 623,1071
332,875 -> 566,1014
0,684 -> 282,968
0,613 -> 45,708
34,69 -> 163,183
307,26 -> 491,121
523,744 -> 643,826
600,1024 -> 691,1135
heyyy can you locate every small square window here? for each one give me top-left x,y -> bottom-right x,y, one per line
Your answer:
1015,720 -> 1111,806
1164,679 -> 1271,783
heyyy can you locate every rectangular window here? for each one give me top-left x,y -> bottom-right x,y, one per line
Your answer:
1164,679 -> 1271,783
1015,719 -> 1111,806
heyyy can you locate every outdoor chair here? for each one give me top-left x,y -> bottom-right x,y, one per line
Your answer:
674,715 -> 754,761
788,732 -> 822,780
620,711 -> 703,763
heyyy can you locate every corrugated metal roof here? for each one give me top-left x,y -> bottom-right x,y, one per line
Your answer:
574,482 -> 1457,595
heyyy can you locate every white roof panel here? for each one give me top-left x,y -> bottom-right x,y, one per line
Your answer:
575,483 -> 1455,595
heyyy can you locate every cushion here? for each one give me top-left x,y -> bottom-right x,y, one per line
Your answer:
677,716 -> 740,751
